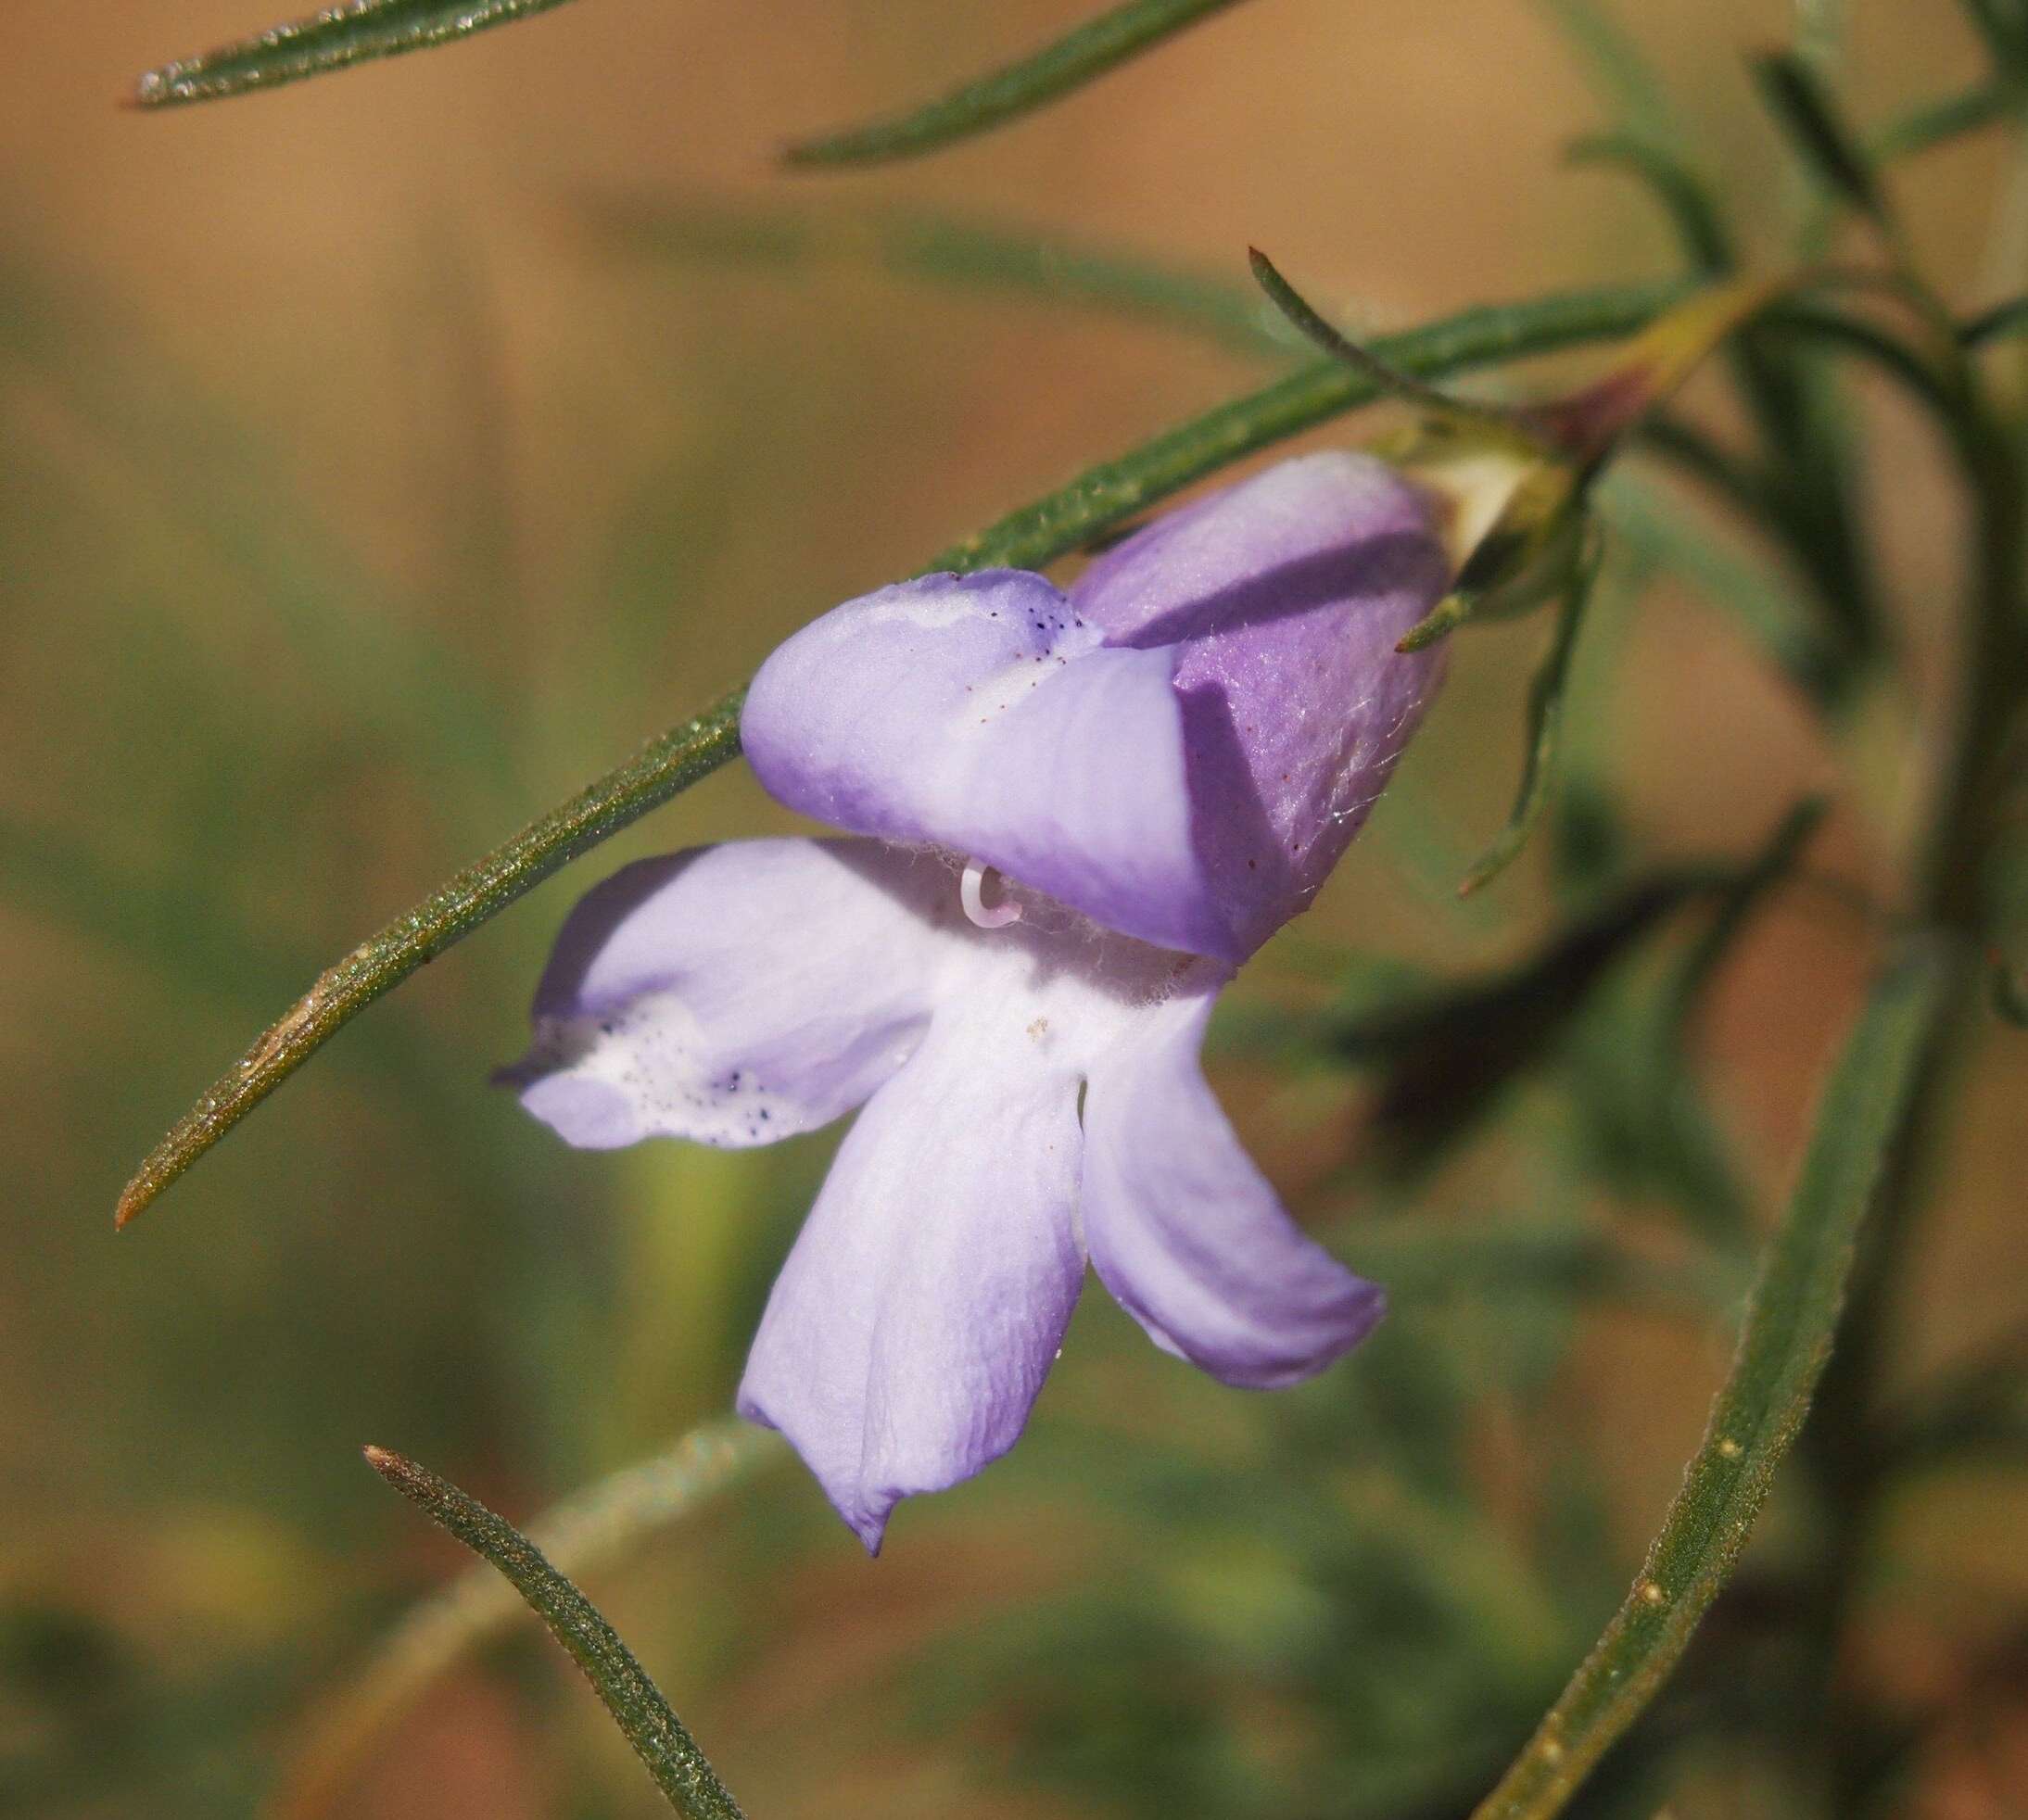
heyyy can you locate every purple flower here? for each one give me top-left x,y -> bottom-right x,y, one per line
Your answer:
506,452 -> 1451,1549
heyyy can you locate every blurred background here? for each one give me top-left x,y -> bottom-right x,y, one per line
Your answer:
2,1 -> 2024,1814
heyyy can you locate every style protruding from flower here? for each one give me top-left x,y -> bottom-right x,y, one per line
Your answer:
504,452 -> 1452,1549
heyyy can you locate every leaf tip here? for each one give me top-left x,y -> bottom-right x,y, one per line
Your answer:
113,1175 -> 156,1231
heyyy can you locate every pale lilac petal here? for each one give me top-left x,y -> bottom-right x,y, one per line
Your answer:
737,1020 -> 1085,1551
1083,984 -> 1383,1388
741,569 -> 1235,958
503,840 -> 952,1150
1072,451 -> 1451,957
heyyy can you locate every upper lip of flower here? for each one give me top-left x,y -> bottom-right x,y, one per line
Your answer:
740,449 -> 1451,965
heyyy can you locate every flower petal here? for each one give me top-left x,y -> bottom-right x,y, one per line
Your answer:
741,569 -> 1235,959
503,840 -> 952,1150
737,1019 -> 1085,1551
1082,984 -> 1384,1388
1072,451 -> 1451,958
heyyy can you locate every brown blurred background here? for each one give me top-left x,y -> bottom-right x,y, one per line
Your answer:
1,2 -> 2023,1815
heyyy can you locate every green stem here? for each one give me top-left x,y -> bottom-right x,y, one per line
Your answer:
114,275 -> 1685,1228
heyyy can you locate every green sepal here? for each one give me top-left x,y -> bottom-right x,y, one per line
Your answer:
1457,532 -> 1603,896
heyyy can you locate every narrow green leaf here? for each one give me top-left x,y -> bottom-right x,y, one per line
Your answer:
133,0 -> 586,108
1955,0 -> 2028,72
1246,248 -> 1513,429
1876,1320 -> 2028,1477
1565,134 -> 1733,274
363,1446 -> 745,1820
1536,0 -> 1686,150
1459,541 -> 1602,896
1339,1218 -> 1743,1317
1749,50 -> 1892,228
1333,868 -> 1725,1178
114,274 -> 1685,1228
782,0 -> 1252,167
1595,468 -> 1844,708
1962,293 -> 2028,348
1664,795 -> 1829,1040
1469,938 -> 1951,1820
1871,82 -> 2018,160
1992,955 -> 2028,1025
276,1423 -> 779,1820
114,691 -> 744,1227
581,192 -> 1292,358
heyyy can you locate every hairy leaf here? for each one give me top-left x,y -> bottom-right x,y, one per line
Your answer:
782,0 -> 1252,167
1469,938 -> 1951,1819
134,0 -> 587,108
274,1424 -> 779,1820
364,1447 -> 745,1819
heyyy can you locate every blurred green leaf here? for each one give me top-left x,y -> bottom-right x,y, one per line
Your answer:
580,191 -> 1293,358
275,1422 -> 778,1820
1459,538 -> 1602,896
1565,134 -> 1733,275
133,0 -> 587,108
362,1446 -> 744,1819
1749,51 -> 1892,230
1872,82 -> 2019,159
1537,0 -> 1686,150
1330,868 -> 1724,1179
1565,982 -> 1757,1245
1339,1218 -> 1742,1317
1992,955 -> 2028,1024
1955,0 -> 2028,72
1470,937 -> 1951,1820
1962,292 -> 2028,347
781,0 -> 1252,167
116,274 -> 1685,1229
1595,467 -> 1844,708
1664,797 -> 1830,1043
1877,1319 -> 2028,1478
1764,299 -> 1958,420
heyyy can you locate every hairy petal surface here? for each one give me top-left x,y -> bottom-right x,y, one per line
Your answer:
1083,985 -> 1385,1388
502,840 -> 952,1149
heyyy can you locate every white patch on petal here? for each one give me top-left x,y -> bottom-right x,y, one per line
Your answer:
520,991 -> 924,1149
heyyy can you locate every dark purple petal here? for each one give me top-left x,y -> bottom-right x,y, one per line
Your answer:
742,569 -> 1236,957
503,840 -> 952,1150
1072,452 -> 1451,957
1082,985 -> 1384,1387
737,1020 -> 1086,1551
